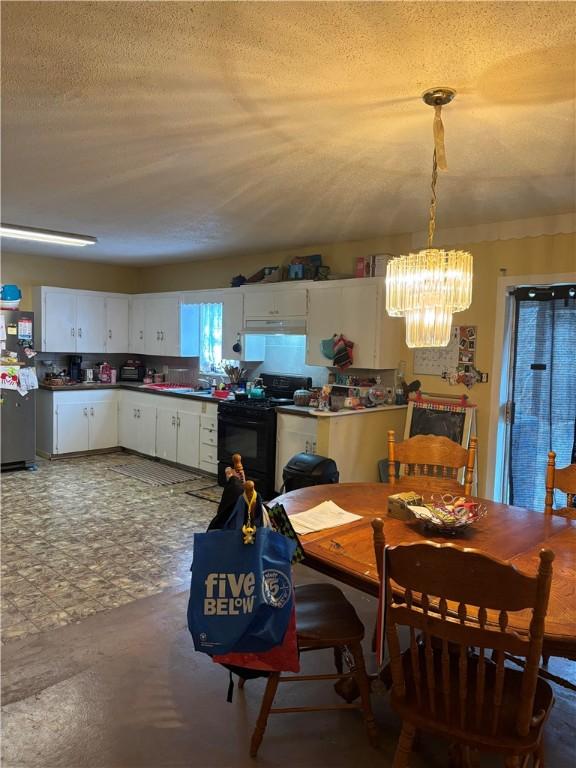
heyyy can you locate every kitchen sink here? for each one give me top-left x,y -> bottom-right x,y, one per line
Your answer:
140,384 -> 212,395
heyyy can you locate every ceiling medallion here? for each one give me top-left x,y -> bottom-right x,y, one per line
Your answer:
386,87 -> 473,348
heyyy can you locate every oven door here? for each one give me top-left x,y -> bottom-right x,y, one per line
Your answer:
217,409 -> 275,476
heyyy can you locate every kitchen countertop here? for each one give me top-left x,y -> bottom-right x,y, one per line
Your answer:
276,403 -> 408,418
39,382 -> 221,402
38,383 -> 410,414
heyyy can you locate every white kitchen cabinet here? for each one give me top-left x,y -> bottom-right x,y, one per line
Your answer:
43,390 -> 119,455
155,399 -> 202,467
88,401 -> 118,449
118,395 -> 157,455
56,403 -> 91,454
105,296 -> 129,353
156,406 -> 178,462
76,294 -> 106,353
33,287 -> 130,355
176,411 -> 201,468
306,278 -> 403,369
199,408 -> 218,473
144,296 -> 180,356
243,286 -> 307,319
43,290 -> 77,353
275,413 -> 318,492
129,296 -> 146,354
221,291 -> 243,360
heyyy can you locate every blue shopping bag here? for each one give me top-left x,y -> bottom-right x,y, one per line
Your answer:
188,526 -> 296,656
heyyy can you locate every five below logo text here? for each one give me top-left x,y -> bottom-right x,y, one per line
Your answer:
204,572 -> 255,615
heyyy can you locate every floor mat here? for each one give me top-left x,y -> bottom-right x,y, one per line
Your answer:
185,485 -> 224,503
109,460 -> 206,486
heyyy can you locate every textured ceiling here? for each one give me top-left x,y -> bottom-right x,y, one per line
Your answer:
1,1 -> 575,264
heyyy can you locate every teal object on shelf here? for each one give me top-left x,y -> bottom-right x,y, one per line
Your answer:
1,284 -> 22,300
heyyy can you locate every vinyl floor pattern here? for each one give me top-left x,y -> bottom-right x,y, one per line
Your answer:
1,453 -> 218,644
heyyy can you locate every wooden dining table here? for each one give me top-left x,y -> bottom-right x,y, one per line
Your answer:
274,482 -> 576,661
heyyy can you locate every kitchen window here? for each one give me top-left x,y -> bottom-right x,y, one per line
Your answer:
200,302 -> 226,373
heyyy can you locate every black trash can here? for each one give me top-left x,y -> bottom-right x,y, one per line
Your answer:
282,452 -> 339,492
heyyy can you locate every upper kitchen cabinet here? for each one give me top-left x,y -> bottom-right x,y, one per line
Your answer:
41,289 -> 77,353
105,296 -> 129,353
243,285 -> 307,320
129,296 -> 146,354
306,278 -> 403,369
33,287 -> 128,354
142,295 -> 180,356
76,294 -> 106,352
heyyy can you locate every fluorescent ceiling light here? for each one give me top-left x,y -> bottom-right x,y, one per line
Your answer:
0,224 -> 97,247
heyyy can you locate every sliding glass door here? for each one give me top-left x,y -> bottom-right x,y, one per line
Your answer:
508,285 -> 576,511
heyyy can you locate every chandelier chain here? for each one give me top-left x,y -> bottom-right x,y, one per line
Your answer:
427,148 -> 438,249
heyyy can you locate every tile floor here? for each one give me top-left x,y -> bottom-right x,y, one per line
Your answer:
1,454 -> 219,643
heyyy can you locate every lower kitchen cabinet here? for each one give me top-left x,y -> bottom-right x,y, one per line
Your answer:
155,403 -> 202,466
55,402 -> 90,454
38,387 -> 218,472
275,413 -> 318,492
37,389 -> 119,455
274,406 -> 408,489
177,411 -> 201,468
118,396 -> 157,456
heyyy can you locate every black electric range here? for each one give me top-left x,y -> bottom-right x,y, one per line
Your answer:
217,373 -> 312,498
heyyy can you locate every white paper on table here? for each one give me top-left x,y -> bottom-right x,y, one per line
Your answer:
289,500 -> 362,534
0,316 -> 6,342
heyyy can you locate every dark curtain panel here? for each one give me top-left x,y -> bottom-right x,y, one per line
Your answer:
509,286 -> 576,511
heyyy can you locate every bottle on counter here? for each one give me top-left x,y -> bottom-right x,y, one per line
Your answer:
99,362 -> 112,383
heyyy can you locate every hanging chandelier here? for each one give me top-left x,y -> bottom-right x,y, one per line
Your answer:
386,87 -> 473,348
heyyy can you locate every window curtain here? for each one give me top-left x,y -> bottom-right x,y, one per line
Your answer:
199,303 -> 223,373
509,286 -> 576,510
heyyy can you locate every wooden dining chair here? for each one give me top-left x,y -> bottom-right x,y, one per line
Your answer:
544,451 -> 576,516
541,451 -> 576,671
371,518 -> 555,767
387,430 -> 477,496
227,454 -> 377,757
246,583 -> 378,756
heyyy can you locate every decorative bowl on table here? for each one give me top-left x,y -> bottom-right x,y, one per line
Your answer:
408,494 -> 487,535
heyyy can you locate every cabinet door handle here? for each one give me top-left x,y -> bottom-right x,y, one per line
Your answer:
156,331 -> 160,341
177,416 -> 181,427
139,330 -> 144,340
90,407 -> 94,416
160,330 -> 165,341
71,327 -> 75,338
83,407 -> 88,416
108,329 -> 112,339
133,408 -> 137,417
78,328 -> 82,338
171,415 -> 176,426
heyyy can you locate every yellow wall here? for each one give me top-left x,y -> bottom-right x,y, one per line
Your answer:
0,252 -> 140,310
404,232 -> 576,496
137,234 -> 411,292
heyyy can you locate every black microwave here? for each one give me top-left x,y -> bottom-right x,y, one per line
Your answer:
119,364 -> 145,382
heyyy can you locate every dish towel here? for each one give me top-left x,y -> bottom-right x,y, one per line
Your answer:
333,334 -> 354,369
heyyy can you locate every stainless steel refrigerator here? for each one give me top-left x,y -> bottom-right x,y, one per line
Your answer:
1,310 -> 36,470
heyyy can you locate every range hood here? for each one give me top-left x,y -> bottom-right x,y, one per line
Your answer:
242,317 -> 307,335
